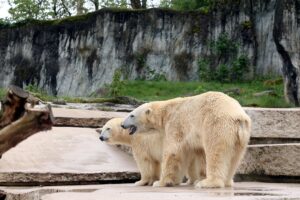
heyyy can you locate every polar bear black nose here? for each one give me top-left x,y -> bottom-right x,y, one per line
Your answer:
99,136 -> 104,141
121,123 -> 126,129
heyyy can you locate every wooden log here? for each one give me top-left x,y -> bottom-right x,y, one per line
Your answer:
0,86 -> 54,157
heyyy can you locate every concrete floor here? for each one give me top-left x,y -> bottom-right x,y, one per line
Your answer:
1,182 -> 300,200
0,127 -> 137,173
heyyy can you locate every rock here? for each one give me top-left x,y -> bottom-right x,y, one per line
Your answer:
52,99 -> 67,105
263,78 -> 283,86
2,1 -> 298,96
244,107 -> 300,138
238,144 -> 300,177
223,88 -> 242,95
253,90 -> 277,97
52,108 -> 128,128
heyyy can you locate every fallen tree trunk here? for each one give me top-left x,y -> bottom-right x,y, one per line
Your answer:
0,85 -> 53,157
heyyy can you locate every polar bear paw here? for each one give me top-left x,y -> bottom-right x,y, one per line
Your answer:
195,178 -> 225,188
225,179 -> 234,187
135,180 -> 152,186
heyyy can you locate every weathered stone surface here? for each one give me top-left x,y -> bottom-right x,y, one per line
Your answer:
0,127 -> 138,185
238,144 -> 300,177
1,182 -> 298,200
244,107 -> 300,138
0,172 -> 139,186
53,108 -> 128,128
2,1 -> 300,96
51,102 -> 136,112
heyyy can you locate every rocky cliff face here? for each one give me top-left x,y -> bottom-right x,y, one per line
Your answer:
0,0 -> 299,97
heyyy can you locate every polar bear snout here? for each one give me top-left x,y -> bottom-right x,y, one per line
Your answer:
121,116 -> 138,135
99,135 -> 105,141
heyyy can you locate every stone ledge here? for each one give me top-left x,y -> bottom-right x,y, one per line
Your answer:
0,172 -> 140,186
52,108 -> 128,128
54,117 -> 111,128
244,107 -> 300,138
238,144 -> 300,176
52,107 -> 300,140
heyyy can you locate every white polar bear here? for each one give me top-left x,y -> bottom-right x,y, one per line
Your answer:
99,118 -> 205,186
121,92 -> 251,188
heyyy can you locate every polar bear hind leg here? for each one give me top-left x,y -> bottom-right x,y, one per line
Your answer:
195,122 -> 235,188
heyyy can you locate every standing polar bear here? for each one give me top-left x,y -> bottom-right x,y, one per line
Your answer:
99,118 -> 206,186
122,91 -> 251,188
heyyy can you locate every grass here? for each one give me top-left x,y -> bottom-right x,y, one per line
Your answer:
0,79 -> 294,108
0,88 -> 6,100
118,79 -> 293,108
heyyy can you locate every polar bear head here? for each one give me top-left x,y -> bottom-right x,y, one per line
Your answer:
98,118 -> 131,145
121,103 -> 157,135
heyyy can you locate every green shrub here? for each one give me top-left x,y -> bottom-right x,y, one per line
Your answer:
241,20 -> 252,29
0,88 -> 6,100
198,33 -> 250,83
231,55 -> 250,82
108,69 -> 124,97
198,58 -> 211,81
210,33 -> 238,58
216,64 -> 230,83
151,73 -> 167,81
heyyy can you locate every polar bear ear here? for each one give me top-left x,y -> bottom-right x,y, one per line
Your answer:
145,108 -> 152,115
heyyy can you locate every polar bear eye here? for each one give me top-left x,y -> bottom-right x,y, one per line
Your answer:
106,128 -> 110,131
130,114 -> 134,118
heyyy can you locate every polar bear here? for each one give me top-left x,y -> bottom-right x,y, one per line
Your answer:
121,92 -> 251,188
99,118 -> 205,186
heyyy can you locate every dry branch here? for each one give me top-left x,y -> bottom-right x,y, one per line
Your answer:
0,86 -> 53,157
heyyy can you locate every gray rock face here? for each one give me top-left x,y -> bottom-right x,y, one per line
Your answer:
245,107 -> 300,138
0,1 -> 299,96
238,144 -> 300,177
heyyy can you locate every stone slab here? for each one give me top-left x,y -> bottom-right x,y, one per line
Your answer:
1,182 -> 299,200
50,102 -> 136,112
53,108 -> 128,128
52,107 -> 300,139
0,127 -> 138,185
244,107 -> 300,138
238,143 -> 300,177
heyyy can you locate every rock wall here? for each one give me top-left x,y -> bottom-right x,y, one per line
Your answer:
0,0 -> 299,96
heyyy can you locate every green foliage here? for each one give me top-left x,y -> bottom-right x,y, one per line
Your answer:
160,0 -> 211,11
104,0 -> 128,8
210,33 -> 238,58
107,69 -> 124,97
241,20 -> 252,29
198,33 -> 250,83
216,64 -> 230,82
0,88 -> 6,100
25,84 -> 43,93
198,58 -> 211,81
231,55 -> 250,82
8,0 -> 52,21
25,84 -> 51,100
151,73 -> 167,81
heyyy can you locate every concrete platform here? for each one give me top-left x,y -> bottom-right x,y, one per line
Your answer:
53,108 -> 128,128
0,127 -> 139,185
1,182 -> 300,200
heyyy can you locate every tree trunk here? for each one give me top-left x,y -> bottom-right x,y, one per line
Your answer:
273,0 -> 300,106
90,0 -> 99,10
0,86 -> 53,157
130,0 -> 142,9
141,0 -> 147,8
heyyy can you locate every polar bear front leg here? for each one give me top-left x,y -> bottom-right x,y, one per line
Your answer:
133,152 -> 158,186
153,148 -> 184,187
